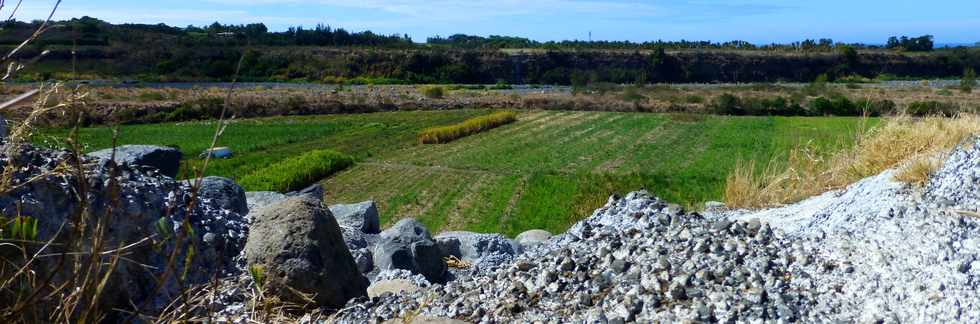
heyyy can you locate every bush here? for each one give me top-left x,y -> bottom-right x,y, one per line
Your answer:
906,101 -> 959,117
712,93 -> 742,115
238,149 -> 354,192
809,96 -> 898,116
421,85 -> 446,99
490,80 -> 513,90
620,86 -> 647,102
684,95 -> 705,104
138,91 -> 167,102
743,96 -> 807,116
962,68 -> 976,93
418,111 -> 518,144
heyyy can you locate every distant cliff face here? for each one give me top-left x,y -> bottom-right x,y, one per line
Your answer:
18,46 -> 977,83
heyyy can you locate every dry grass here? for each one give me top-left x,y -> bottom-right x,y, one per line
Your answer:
893,156 -> 943,186
418,111 -> 517,144
725,114 -> 980,209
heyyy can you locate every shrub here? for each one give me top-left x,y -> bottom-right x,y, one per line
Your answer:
138,91 -> 167,102
418,111 -> 517,144
809,95 -> 865,116
490,80 -> 513,90
741,96 -> 805,116
238,149 -> 354,192
712,93 -> 742,115
802,74 -> 830,96
906,101 -> 959,117
620,86 -> 647,102
684,95 -> 705,104
962,68 -> 976,93
421,85 -> 446,99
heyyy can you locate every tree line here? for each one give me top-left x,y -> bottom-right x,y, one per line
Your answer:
0,16 -> 956,52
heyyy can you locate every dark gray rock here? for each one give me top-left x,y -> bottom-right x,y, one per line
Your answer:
88,144 -> 182,178
374,218 -> 447,283
197,176 -> 248,216
435,231 -> 520,266
330,201 -> 381,234
0,144 -> 245,317
244,195 -> 368,308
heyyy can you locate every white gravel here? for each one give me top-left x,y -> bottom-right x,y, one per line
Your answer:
725,137 -> 980,323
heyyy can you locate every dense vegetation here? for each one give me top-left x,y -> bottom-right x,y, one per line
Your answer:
418,111 -> 517,144
40,110 -> 871,235
238,149 -> 354,192
6,17 -> 979,84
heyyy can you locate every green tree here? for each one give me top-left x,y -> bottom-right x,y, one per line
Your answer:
962,68 -> 976,93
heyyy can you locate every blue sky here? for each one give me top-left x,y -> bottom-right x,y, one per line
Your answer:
16,0 -> 980,44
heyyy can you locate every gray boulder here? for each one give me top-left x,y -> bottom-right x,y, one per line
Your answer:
435,231 -> 521,268
197,176 -> 248,215
374,218 -> 447,283
515,229 -> 553,250
244,195 -> 368,309
245,191 -> 287,215
88,144 -> 182,178
0,144 -> 246,317
330,201 -> 381,234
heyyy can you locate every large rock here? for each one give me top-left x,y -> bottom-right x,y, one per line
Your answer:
0,144 -> 246,317
197,176 -> 248,215
515,229 -> 552,250
88,144 -> 182,178
330,201 -> 381,234
244,195 -> 368,309
374,218 -> 447,283
435,231 -> 520,268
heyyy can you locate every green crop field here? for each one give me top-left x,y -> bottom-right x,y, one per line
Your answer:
40,110 -> 874,236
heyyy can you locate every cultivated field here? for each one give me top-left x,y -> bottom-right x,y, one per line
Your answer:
43,110 -> 872,235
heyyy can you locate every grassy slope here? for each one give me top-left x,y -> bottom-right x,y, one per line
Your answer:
41,110 -> 873,236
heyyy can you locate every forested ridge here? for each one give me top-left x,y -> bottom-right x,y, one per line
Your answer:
5,17 -> 978,83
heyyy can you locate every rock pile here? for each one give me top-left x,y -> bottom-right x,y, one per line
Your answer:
336,192 -> 811,322
0,144 -> 247,315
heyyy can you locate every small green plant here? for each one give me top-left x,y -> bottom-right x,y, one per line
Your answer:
0,216 -> 39,241
250,265 -> 266,294
961,68 -> 976,93
420,85 -> 446,99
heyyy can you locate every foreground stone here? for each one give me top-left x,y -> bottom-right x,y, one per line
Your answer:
88,144 -> 182,178
330,200 -> 381,234
0,144 -> 245,316
244,195 -> 368,309
197,176 -> 248,215
373,218 -> 448,283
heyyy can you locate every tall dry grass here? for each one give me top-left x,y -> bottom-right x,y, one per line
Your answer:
418,111 -> 517,144
725,114 -> 980,209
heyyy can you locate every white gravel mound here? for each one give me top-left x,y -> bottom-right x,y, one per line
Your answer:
727,137 -> 980,323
